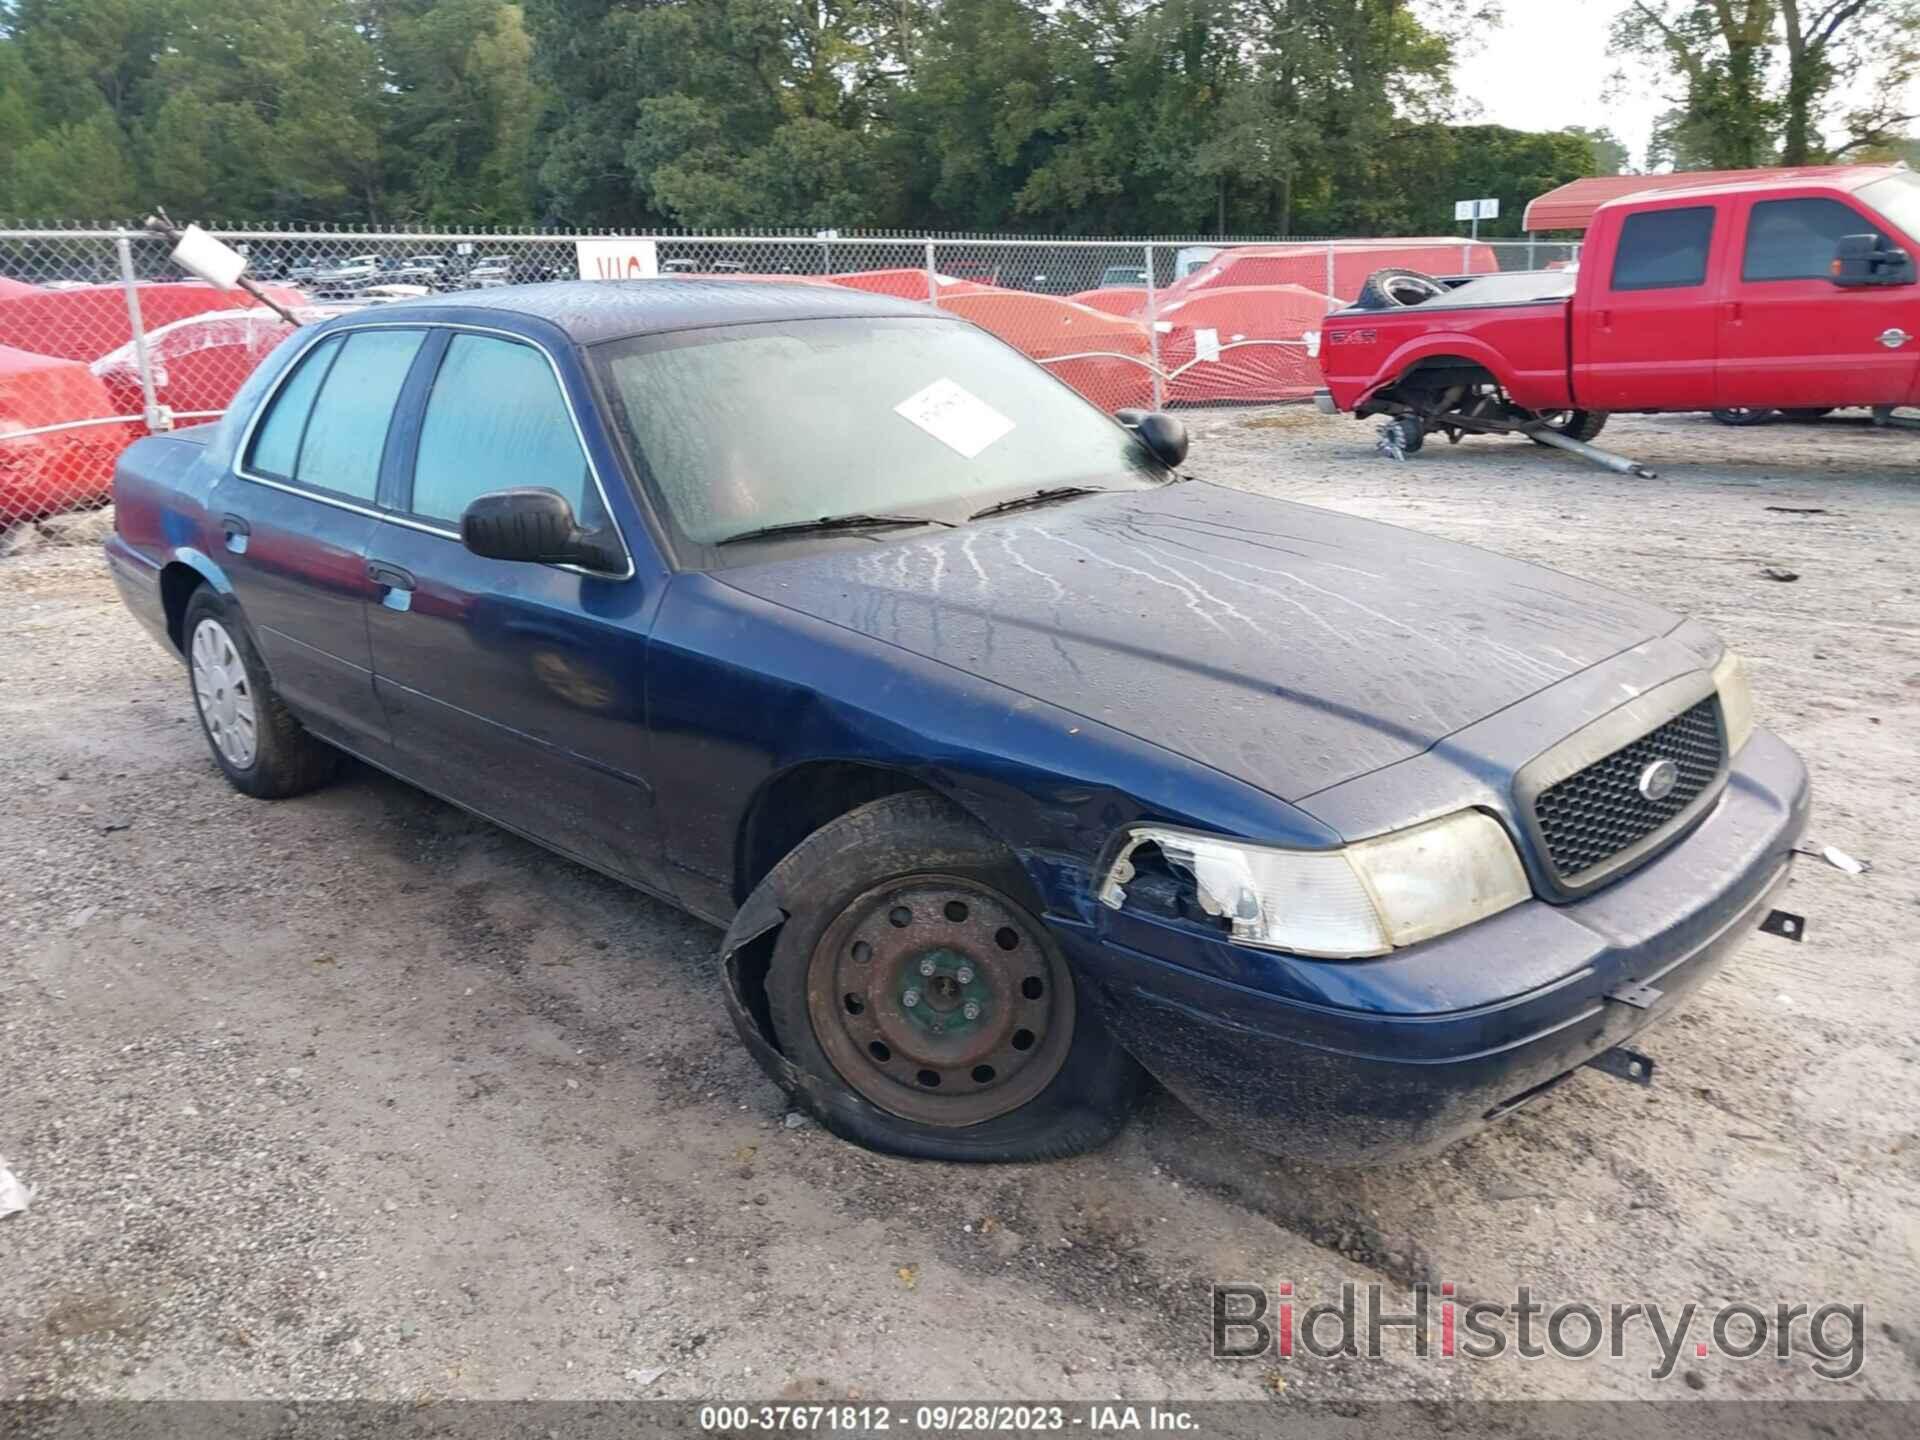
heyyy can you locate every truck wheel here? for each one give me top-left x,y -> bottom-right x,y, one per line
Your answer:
750,792 -> 1145,1162
1711,407 -> 1778,427
1353,268 -> 1447,309
1377,415 -> 1426,458
1529,410 -> 1609,443
183,588 -> 339,800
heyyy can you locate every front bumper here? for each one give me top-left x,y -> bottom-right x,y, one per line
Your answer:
1054,729 -> 1810,1164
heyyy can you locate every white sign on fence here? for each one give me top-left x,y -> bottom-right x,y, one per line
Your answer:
575,238 -> 660,281
1453,198 -> 1500,221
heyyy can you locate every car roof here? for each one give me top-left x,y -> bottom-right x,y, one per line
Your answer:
1593,165 -> 1902,214
359,278 -> 946,344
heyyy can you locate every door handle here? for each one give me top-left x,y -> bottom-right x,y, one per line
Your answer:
366,561 -> 416,612
220,513 -> 250,553
1725,300 -> 1743,323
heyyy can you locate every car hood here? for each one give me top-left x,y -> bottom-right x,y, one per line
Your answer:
720,482 -> 1679,801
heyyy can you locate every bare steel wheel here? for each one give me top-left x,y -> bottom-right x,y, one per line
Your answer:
190,618 -> 258,769
741,791 -> 1144,1161
806,877 -> 1074,1126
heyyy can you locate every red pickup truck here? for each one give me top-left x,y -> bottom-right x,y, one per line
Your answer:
1313,166 -> 1920,450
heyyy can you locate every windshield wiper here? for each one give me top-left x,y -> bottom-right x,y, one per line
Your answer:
968,486 -> 1109,521
715,512 -> 956,545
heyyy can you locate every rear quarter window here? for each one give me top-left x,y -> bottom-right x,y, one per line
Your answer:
1610,206 -> 1715,291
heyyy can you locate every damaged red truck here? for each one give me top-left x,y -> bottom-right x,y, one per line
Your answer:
1313,166 -> 1920,451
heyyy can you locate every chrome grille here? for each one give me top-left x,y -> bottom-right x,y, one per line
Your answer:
1534,697 -> 1725,881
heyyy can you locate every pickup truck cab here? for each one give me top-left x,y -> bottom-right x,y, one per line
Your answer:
1315,166 -> 1920,441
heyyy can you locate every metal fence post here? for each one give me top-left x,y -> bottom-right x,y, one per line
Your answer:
1325,242 -> 1335,298
1143,241 -> 1163,409
1526,236 -> 1537,271
115,233 -> 168,433
1462,240 -> 1473,273
925,239 -> 938,307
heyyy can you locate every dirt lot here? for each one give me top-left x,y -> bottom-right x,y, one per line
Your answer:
2,409 -> 1917,1411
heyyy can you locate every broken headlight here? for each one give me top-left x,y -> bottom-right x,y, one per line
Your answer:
1097,811 -> 1530,959
1712,648 -> 1755,756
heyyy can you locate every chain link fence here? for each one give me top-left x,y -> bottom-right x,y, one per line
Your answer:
0,226 -> 1579,546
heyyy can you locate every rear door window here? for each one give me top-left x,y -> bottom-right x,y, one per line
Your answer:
408,333 -> 604,528
245,328 -> 425,502
1742,197 -> 1888,281
1610,206 -> 1715,291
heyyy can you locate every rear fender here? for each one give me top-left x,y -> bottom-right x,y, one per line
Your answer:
1360,333 -> 1518,408
168,546 -> 236,599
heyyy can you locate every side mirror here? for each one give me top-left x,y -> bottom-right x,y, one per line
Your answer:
1117,409 -> 1189,468
461,487 -> 621,572
1832,233 -> 1913,287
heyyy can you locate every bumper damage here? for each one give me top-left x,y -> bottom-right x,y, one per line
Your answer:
1055,729 -> 1812,1164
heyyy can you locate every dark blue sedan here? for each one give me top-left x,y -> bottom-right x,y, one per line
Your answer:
104,281 -> 1810,1164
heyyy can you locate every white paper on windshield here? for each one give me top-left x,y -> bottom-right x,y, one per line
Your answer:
1195,327 -> 1222,362
893,378 -> 1015,459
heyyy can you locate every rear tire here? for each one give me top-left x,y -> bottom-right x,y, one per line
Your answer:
183,588 -> 338,799
1375,415 -> 1427,458
1529,409 -> 1609,443
1353,267 -> 1448,309
749,791 -> 1145,1162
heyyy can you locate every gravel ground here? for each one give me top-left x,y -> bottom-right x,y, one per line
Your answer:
2,409 -> 1917,1410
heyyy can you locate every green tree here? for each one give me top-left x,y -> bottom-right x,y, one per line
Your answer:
1615,1 -> 1920,168
143,0 -> 385,220
382,0 -> 540,225
1562,124 -> 1631,175
2,112 -> 139,218
1615,1 -> 1777,169
527,0 -> 914,229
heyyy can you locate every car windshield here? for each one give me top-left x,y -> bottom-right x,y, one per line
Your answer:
594,316 -> 1166,548
1859,173 -> 1920,244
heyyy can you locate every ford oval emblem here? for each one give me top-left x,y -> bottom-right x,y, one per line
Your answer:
1637,758 -> 1680,802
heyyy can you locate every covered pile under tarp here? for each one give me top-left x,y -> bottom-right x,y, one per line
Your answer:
830,268 -> 996,301
0,343 -> 137,518
1065,286 -> 1148,316
1155,284 -> 1339,406
91,306 -> 305,422
933,289 -> 1156,413
0,281 -> 308,364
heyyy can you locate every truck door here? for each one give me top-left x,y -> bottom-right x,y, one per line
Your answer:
1580,201 -> 1724,411
1715,192 -> 1920,409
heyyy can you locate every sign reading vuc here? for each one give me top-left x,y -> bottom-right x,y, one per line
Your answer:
575,239 -> 659,280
